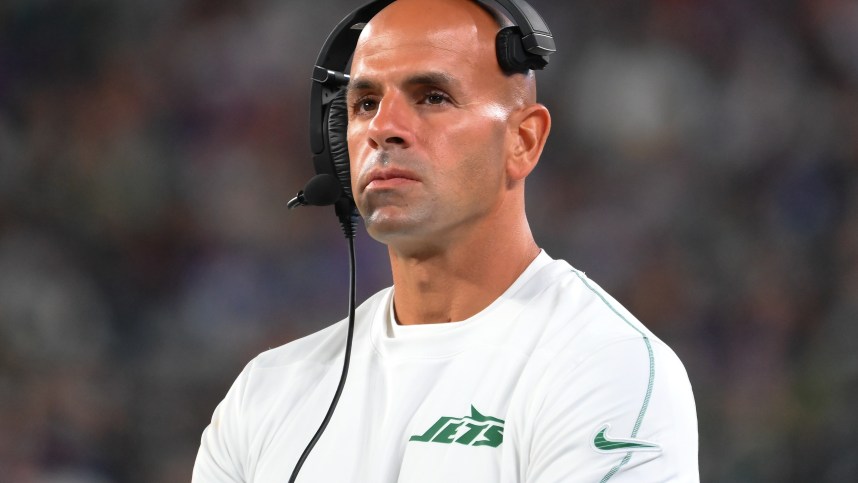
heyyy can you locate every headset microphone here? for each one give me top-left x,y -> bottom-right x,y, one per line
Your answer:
287,174 -> 343,209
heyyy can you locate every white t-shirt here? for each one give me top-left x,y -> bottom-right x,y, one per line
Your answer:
194,251 -> 699,482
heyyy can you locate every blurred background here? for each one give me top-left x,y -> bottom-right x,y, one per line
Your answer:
1,0 -> 856,481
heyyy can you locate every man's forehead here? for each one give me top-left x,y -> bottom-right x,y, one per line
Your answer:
351,2 -> 498,79
355,21 -> 482,57
354,0 -> 497,53
352,34 -> 479,73
349,44 -> 491,99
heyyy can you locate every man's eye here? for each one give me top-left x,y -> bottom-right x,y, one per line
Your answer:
353,98 -> 378,113
425,92 -> 448,105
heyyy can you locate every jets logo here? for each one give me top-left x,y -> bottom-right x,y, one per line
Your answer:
409,406 -> 504,448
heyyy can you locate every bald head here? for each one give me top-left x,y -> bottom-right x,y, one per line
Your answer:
353,0 -> 537,107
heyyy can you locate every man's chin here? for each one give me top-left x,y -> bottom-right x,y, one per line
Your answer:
364,212 -> 429,242
364,218 -> 415,242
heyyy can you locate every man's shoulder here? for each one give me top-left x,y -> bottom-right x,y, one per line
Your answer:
526,256 -> 668,360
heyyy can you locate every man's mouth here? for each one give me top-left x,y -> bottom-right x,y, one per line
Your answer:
364,168 -> 420,190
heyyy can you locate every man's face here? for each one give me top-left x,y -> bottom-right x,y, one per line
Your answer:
346,0 -> 514,252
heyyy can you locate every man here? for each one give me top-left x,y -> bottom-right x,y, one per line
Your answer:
194,0 -> 699,481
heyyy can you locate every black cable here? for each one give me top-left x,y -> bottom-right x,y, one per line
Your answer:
288,234 -> 357,483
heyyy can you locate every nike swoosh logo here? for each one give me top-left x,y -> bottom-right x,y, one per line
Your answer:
591,423 -> 662,453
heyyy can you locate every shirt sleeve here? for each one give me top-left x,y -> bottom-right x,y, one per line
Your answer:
193,362 -> 253,483
525,337 -> 699,483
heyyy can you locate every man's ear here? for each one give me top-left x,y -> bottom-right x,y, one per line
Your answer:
506,103 -> 551,182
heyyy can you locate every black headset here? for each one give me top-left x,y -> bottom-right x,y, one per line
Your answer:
291,0 -> 555,236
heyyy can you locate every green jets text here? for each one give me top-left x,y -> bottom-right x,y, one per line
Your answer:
410,406 -> 504,448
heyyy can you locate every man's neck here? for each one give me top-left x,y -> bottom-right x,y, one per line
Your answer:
388,226 -> 540,326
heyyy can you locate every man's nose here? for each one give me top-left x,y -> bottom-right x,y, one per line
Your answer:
366,94 -> 415,150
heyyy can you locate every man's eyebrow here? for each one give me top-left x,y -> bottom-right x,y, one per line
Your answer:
347,72 -> 460,97
402,72 -> 459,89
347,78 -> 378,96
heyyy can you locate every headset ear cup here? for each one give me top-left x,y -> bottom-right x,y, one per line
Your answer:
326,91 -> 352,199
495,26 -> 548,74
496,27 -> 522,74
